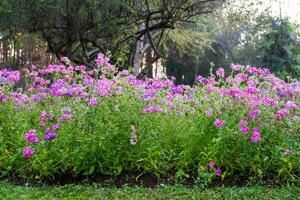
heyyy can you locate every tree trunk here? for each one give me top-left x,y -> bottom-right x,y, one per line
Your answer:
3,41 -> 8,64
133,22 -> 146,76
13,40 -> 16,68
146,47 -> 153,78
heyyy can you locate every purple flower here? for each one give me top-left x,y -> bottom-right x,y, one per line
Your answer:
246,86 -> 259,94
240,127 -> 249,134
216,67 -> 225,77
52,123 -> 60,131
283,149 -> 292,156
263,97 -> 277,107
214,119 -> 224,127
40,110 -> 49,122
239,119 -> 248,127
32,92 -> 47,102
95,53 -> 110,66
248,110 -> 259,120
88,98 -> 97,106
60,56 -> 69,63
196,75 -> 209,84
144,104 -> 162,113
23,146 -> 36,158
230,64 -> 241,71
171,85 -> 184,94
141,89 -> 157,101
24,129 -> 39,143
250,128 -> 261,142
208,161 -> 215,168
44,132 -> 56,141
95,79 -> 113,97
275,109 -> 289,120
59,113 -> 72,122
284,101 -> 298,110
215,168 -> 222,176
205,109 -> 212,118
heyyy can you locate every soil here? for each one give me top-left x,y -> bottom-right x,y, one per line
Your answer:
1,170 -> 287,188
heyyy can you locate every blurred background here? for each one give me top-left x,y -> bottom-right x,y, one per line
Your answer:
0,0 -> 299,84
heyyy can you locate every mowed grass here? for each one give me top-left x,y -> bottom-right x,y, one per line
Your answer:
0,182 -> 299,200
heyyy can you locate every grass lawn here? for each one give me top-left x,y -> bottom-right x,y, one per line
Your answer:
0,182 -> 299,200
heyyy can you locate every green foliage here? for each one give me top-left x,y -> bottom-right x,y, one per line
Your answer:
254,16 -> 300,79
0,0 -> 221,68
0,69 -> 299,185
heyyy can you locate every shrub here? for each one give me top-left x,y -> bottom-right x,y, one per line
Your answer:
0,57 -> 299,184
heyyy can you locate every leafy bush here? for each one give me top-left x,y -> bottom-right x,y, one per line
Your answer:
0,56 -> 299,184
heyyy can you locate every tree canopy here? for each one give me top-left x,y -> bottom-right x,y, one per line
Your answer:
0,0 -> 223,71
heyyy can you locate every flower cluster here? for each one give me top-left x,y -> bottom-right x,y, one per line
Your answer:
214,119 -> 225,128
208,161 -> 222,176
0,69 -> 20,84
1,55 -> 299,177
250,128 -> 261,142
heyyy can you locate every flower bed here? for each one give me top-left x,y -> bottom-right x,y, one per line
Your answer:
0,54 -> 299,185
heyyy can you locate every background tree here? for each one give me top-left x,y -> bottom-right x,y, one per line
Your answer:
163,0 -> 300,83
0,0 -> 223,75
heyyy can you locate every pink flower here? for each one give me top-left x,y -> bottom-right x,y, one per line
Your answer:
246,86 -> 259,94
60,56 -> 69,63
216,67 -> 225,77
205,109 -> 212,118
215,168 -> 222,176
263,97 -> 277,107
284,101 -> 298,110
240,127 -> 249,134
230,64 -> 241,71
23,146 -> 36,158
59,113 -> 72,122
250,128 -> 262,142
88,98 -> 97,106
275,109 -> 289,120
239,119 -> 248,127
141,89 -> 157,101
67,66 -> 74,72
248,110 -> 259,120
40,110 -> 49,122
283,149 -> 292,156
95,53 -> 110,66
24,129 -> 39,143
214,119 -> 224,127
79,65 -> 86,72
144,104 -> 156,113
52,123 -> 60,131
144,104 -> 162,113
95,79 -> 113,97
208,161 -> 215,168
